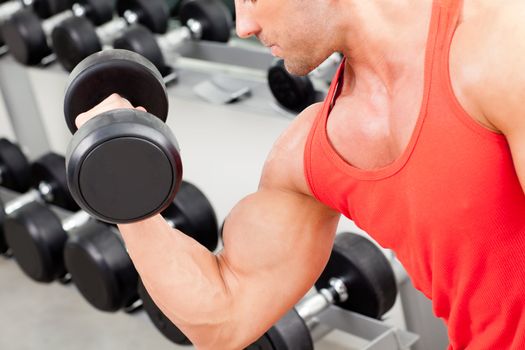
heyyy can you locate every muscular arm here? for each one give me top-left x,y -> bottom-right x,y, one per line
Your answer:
78,99 -> 340,349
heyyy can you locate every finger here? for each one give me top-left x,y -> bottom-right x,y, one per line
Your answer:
75,93 -> 136,128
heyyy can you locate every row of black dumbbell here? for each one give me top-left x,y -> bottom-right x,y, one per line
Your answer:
0,135 -> 400,349
0,137 -> 216,345
0,0 -> 343,115
0,0 -> 234,71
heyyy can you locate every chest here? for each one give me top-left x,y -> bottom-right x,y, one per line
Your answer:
326,78 -> 425,170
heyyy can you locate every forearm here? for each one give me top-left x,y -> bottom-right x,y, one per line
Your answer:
118,216 -> 233,343
117,190 -> 339,349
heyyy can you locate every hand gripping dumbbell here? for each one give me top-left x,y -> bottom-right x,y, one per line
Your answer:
0,0 -> 71,51
112,0 -> 232,78
4,201 -> 110,282
1,0 -> 115,65
51,0 -> 170,72
63,49 -> 181,224
0,153 -> 78,254
63,181 -> 218,316
246,232 -> 398,350
268,53 -> 342,113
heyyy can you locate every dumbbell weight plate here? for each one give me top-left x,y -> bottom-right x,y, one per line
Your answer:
64,49 -> 168,133
246,309 -> 313,350
116,0 -> 169,34
52,16 -> 102,72
4,201 -> 67,282
32,0 -> 72,19
65,226 -> 138,311
0,198 -> 6,254
113,25 -> 170,76
2,9 -> 51,65
163,181 -> 218,251
315,233 -> 398,319
138,279 -> 192,345
166,0 -> 183,16
66,109 -> 182,223
0,138 -> 31,193
81,0 -> 115,26
267,60 -> 315,112
179,0 -> 232,42
32,153 -> 79,211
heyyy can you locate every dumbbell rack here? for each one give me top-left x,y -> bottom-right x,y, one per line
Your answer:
0,34 -> 448,349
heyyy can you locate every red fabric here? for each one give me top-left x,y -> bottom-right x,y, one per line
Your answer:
304,1 -> 525,349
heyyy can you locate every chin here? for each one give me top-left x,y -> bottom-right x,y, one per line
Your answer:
283,59 -> 316,76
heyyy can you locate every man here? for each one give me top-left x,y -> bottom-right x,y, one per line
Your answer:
76,0 -> 525,349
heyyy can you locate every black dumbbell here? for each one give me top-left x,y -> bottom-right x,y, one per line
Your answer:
4,202 -> 109,282
246,232 -> 398,350
0,138 -> 32,193
268,53 -> 342,113
0,0 -> 72,51
64,181 -> 218,315
0,153 -> 78,254
1,0 -> 115,65
51,0 -> 170,72
112,0 -> 232,78
63,49 -> 181,224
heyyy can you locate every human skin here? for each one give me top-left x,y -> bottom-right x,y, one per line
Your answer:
75,0 -> 525,348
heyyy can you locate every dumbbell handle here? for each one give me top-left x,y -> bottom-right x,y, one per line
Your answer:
297,278 -> 349,323
4,181 -> 54,215
0,1 -> 23,23
62,210 -> 91,232
157,19 -> 202,56
96,10 -> 139,47
42,9 -> 75,39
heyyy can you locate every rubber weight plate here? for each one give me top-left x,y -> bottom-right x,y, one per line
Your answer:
31,153 -> 79,211
0,138 -> 31,192
163,181 -> 218,252
221,0 -> 235,20
0,198 -> 7,254
315,232 -> 397,319
81,0 -> 115,25
4,201 -> 67,282
113,25 -> 170,76
66,109 -> 182,224
32,0 -> 72,19
64,49 -> 168,133
246,309 -> 313,350
267,59 -> 315,112
2,9 -> 51,65
138,279 -> 192,345
116,0 -> 169,34
179,0 -> 232,42
65,225 -> 138,311
166,0 -> 183,16
52,16 -> 102,72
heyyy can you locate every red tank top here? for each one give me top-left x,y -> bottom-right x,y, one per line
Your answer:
304,1 -> 525,348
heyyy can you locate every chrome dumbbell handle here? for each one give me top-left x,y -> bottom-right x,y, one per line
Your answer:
96,9 -> 139,46
61,210 -> 91,232
4,181 -> 54,215
157,18 -> 202,57
0,1 -> 23,23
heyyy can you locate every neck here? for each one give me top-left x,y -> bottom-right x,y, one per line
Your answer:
334,0 -> 434,95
